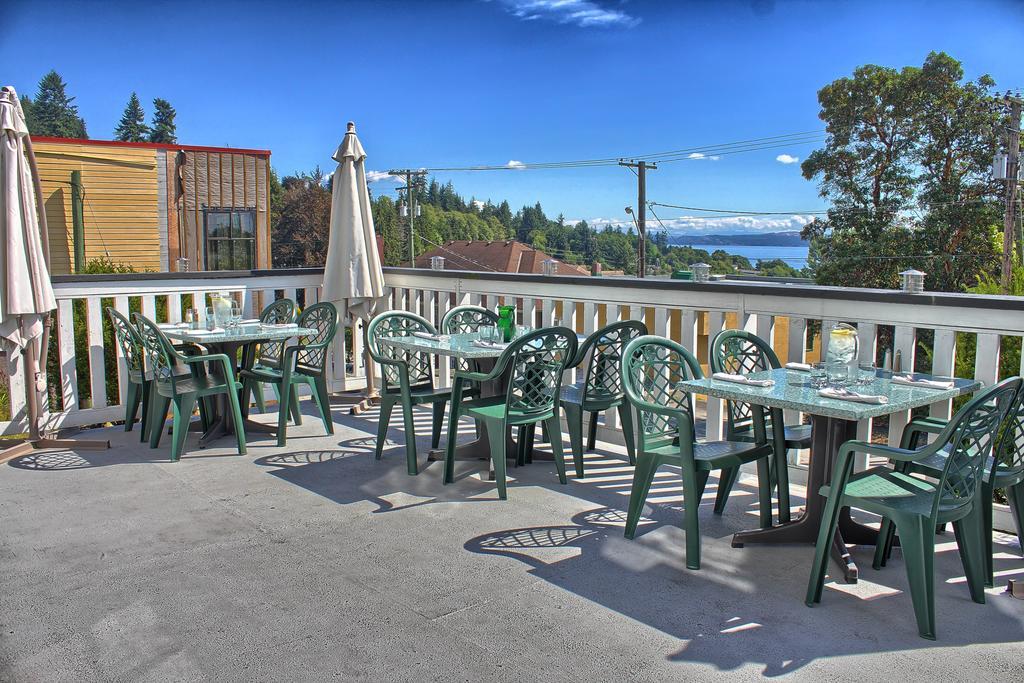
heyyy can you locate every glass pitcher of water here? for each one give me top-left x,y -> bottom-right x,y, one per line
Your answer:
826,323 -> 859,383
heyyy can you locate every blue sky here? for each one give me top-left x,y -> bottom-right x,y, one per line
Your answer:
5,0 -> 1023,233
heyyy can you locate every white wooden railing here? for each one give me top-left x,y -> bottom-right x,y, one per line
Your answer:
4,267 -> 1024,455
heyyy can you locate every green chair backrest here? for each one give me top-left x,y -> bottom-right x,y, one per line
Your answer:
622,335 -> 705,451
934,377 -> 1020,515
493,327 -> 578,420
367,311 -> 437,392
107,307 -> 145,378
710,330 -> 782,439
292,302 -> 337,375
993,378 -> 1024,483
133,314 -> 181,391
577,320 -> 648,404
258,298 -> 297,367
440,305 -> 499,335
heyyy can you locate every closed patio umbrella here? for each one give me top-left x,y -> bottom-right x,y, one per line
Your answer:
0,86 -> 107,460
322,121 -> 386,410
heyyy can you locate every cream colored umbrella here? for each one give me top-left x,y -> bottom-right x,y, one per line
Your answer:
0,86 -> 107,460
322,122 -> 386,409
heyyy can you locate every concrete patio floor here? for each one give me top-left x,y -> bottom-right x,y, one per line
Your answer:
1,402 -> 1022,682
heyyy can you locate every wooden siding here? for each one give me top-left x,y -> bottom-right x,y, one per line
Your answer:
34,141 -> 162,274
177,150 -> 271,270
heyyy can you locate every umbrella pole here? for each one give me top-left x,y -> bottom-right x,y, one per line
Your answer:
0,135 -> 109,464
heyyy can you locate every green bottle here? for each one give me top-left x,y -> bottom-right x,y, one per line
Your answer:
497,305 -> 516,342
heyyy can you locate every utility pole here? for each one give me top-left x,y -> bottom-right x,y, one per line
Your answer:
388,169 -> 427,267
619,159 -> 656,277
1001,94 -> 1022,292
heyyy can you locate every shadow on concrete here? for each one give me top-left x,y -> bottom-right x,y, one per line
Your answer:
461,502 -> 1024,676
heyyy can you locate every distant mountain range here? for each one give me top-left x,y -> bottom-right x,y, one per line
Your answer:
668,231 -> 807,247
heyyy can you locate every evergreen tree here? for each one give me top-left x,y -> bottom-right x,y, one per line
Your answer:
19,95 -> 35,132
27,70 -> 87,138
148,98 -> 177,143
113,92 -> 150,142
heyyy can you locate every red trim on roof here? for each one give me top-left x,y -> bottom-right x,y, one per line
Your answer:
32,136 -> 271,157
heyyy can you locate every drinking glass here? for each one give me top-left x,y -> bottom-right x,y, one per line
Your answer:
826,360 -> 849,387
230,306 -> 241,332
206,307 -> 216,331
857,362 -> 877,385
809,362 -> 828,388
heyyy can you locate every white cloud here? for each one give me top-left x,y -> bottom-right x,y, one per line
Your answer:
506,159 -> 526,169
687,152 -> 720,161
586,214 -> 815,234
366,170 -> 399,183
496,1 -> 639,28
776,154 -> 800,165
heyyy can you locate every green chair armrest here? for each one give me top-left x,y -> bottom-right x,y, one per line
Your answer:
454,369 -> 492,383
838,439 -> 924,463
181,352 -> 235,379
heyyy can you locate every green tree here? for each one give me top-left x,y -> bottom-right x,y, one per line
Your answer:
113,92 -> 150,142
25,70 -> 87,138
271,168 -> 331,268
802,52 -> 1003,292
148,98 -> 177,143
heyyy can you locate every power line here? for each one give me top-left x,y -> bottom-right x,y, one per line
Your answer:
411,232 -> 501,272
417,130 -> 825,172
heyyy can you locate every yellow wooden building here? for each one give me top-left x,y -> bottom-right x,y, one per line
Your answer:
33,137 -> 272,274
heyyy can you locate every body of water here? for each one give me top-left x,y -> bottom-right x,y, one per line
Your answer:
677,243 -> 810,270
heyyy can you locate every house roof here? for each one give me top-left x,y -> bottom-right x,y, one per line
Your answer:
413,240 -> 591,276
32,136 -> 271,157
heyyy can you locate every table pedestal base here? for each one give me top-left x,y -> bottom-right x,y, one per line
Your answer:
731,415 -> 884,584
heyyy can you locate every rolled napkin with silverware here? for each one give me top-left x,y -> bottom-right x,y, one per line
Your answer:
711,372 -> 775,387
472,340 -> 509,349
412,331 -> 450,342
818,387 -> 888,404
785,362 -> 811,371
261,322 -> 298,328
891,375 -> 954,390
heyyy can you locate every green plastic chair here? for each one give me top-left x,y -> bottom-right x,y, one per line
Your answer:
562,320 -> 647,477
368,311 -> 451,475
248,298 -> 297,415
239,302 -> 337,447
710,329 -> 810,524
134,314 -> 247,460
440,305 -> 499,336
804,377 -> 1018,640
621,335 -> 775,570
106,307 -> 154,441
879,375 -> 1024,587
443,327 -> 579,499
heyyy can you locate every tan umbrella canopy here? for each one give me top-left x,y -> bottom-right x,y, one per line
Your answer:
0,87 -> 55,368
0,86 -> 107,458
322,122 -> 386,409
322,121 -> 386,322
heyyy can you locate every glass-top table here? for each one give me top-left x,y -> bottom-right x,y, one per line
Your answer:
161,322 -> 317,445
679,367 -> 980,583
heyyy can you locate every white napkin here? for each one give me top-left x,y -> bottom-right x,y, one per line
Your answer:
818,388 -> 888,404
712,372 -> 775,387
472,340 -> 509,349
891,375 -> 954,390
240,319 -> 260,325
183,328 -> 225,336
261,322 -> 298,328
158,322 -> 189,329
413,331 -> 450,342
785,362 -> 811,371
